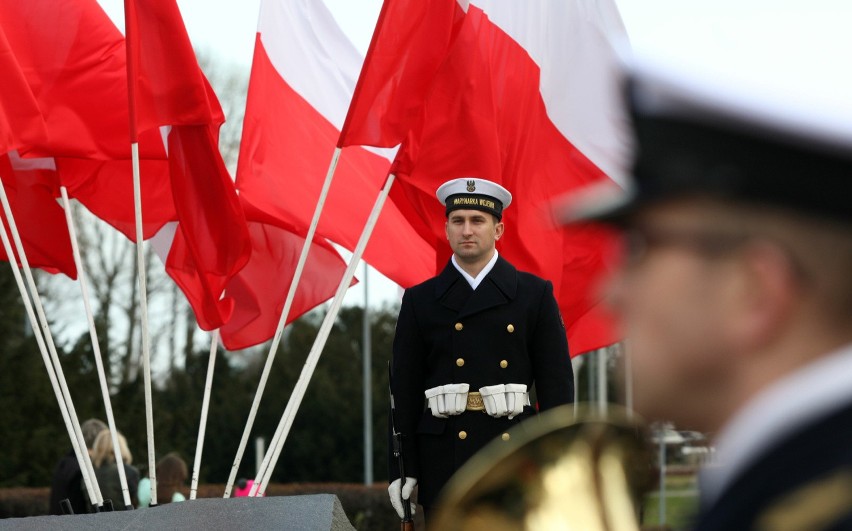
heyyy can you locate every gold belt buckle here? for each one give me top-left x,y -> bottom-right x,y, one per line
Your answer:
466,391 -> 485,412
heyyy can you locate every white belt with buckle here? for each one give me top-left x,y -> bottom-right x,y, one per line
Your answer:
425,383 -> 529,419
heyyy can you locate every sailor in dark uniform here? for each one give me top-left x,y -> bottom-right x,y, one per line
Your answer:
388,177 -> 574,520
560,55 -> 852,530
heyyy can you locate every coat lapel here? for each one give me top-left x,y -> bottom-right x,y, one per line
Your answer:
458,256 -> 518,319
434,261 -> 472,312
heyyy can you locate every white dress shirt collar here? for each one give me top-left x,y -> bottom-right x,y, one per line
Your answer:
451,250 -> 499,290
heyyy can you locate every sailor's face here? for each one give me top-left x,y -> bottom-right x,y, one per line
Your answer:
606,201 -> 742,429
446,209 -> 504,264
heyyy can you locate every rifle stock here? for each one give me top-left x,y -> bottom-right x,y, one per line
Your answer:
390,363 -> 415,530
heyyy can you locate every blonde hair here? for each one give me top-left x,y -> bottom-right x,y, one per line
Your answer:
91,430 -> 133,468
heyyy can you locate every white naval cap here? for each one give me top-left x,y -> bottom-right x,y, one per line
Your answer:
436,178 -> 513,220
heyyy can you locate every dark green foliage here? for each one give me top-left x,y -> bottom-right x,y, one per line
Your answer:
262,306 -> 394,484
0,268 -> 397,489
0,267 -> 82,487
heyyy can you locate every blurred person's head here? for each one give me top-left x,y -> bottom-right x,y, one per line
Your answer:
607,201 -> 852,432
559,57 -> 852,433
156,453 -> 188,503
91,430 -> 133,468
81,419 -> 107,450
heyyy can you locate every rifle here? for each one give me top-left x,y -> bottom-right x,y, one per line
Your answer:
389,363 -> 415,531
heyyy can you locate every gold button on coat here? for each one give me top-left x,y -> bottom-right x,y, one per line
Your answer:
456,358 -> 465,367
455,322 -> 464,331
458,431 -> 467,440
507,324 -> 515,333
501,433 -> 511,441
500,360 -> 508,369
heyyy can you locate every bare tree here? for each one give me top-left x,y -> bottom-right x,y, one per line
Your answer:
197,51 -> 250,171
36,54 -> 251,387
75,203 -> 135,386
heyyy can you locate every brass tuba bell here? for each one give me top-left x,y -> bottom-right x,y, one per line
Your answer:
430,405 -> 653,531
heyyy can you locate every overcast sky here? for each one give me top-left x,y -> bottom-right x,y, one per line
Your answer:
92,0 -> 852,308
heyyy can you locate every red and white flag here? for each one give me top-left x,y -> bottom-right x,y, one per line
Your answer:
471,0 -> 630,355
236,0 -> 436,293
352,0 -> 629,355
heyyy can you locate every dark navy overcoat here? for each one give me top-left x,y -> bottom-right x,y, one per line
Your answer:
389,256 -> 574,507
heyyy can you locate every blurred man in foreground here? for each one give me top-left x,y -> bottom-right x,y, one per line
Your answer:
561,58 -> 852,530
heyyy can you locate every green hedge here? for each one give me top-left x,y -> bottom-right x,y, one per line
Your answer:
0,487 -> 50,519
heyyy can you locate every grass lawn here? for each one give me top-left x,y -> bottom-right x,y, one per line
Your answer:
641,475 -> 699,530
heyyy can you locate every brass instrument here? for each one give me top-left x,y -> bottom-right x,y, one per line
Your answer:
430,405 -> 653,531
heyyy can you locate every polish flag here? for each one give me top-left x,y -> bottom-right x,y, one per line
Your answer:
467,0 -> 630,355
236,0 -> 436,291
353,0 -> 629,355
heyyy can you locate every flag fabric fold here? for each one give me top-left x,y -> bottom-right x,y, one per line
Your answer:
0,0 -> 175,240
0,24 -> 71,277
219,200 -> 354,351
0,153 -> 76,279
2,0 -> 252,330
161,124 -> 249,330
124,0 -> 221,136
125,0 -> 251,330
0,26 -> 47,156
338,0 -> 463,148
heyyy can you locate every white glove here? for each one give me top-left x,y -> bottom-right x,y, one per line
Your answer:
479,384 -> 508,417
504,383 -> 529,419
388,477 -> 417,519
425,383 -> 469,417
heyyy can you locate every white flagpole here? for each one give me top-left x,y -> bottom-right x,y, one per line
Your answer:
190,329 -> 219,500
224,147 -> 341,498
130,142 -> 157,505
571,355 -> 582,414
624,342 -> 634,418
252,174 -> 396,496
597,347 -> 609,415
60,187 -> 132,508
0,180 -> 102,508
362,264 -> 373,485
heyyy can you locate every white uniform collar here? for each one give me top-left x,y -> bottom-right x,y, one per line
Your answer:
700,343 -> 852,507
451,250 -> 499,290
